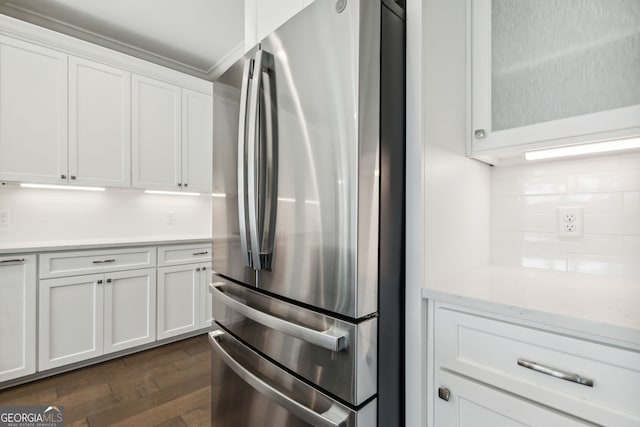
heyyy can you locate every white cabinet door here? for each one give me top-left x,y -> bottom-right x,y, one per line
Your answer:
157,264 -> 198,339
0,255 -> 36,382
182,89 -> 213,193
39,274 -> 104,370
69,57 -> 131,187
0,36 -> 68,184
199,262 -> 213,329
435,370 -> 594,427
132,75 -> 182,190
103,268 -> 156,354
469,0 -> 640,157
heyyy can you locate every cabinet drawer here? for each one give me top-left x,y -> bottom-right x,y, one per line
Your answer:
157,243 -> 212,266
39,247 -> 156,278
435,304 -> 640,427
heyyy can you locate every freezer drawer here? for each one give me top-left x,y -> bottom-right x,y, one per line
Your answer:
210,276 -> 376,406
209,330 -> 376,427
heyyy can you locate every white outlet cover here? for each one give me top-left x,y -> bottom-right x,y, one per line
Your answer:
558,206 -> 583,238
0,210 -> 10,226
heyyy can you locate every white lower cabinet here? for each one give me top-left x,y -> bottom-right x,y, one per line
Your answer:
157,262 -> 210,339
435,370 -> 592,427
39,268 -> 156,370
0,255 -> 36,382
430,302 -> 640,427
199,262 -> 213,329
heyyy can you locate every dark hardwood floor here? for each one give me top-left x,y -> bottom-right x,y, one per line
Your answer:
0,335 -> 211,427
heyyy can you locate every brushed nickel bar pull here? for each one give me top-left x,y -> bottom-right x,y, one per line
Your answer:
517,358 -> 594,387
92,259 -> 116,264
193,251 -> 208,255
0,258 -> 25,264
237,57 -> 254,269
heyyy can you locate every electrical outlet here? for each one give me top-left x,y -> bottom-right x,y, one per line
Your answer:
0,210 -> 10,226
558,207 -> 583,237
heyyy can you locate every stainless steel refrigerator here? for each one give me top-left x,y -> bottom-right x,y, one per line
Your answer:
209,0 -> 405,425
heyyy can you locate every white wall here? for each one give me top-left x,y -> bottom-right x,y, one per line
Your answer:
405,0 -> 492,425
492,153 -> 640,279
0,186 -> 212,244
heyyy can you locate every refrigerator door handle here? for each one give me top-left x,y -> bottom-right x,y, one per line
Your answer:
211,283 -> 348,352
209,330 -> 350,427
237,57 -> 254,268
247,50 -> 264,270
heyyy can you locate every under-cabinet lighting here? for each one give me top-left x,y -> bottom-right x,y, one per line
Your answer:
144,190 -> 201,196
20,183 -> 105,192
525,136 -> 640,161
211,193 -> 226,198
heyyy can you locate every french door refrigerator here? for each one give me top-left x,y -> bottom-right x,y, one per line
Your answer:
209,0 -> 405,425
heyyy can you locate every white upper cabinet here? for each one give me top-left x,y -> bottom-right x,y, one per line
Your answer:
245,0 -> 316,48
132,75 -> 182,191
182,89 -> 213,193
0,36 -> 68,184
132,75 -> 212,192
69,57 -> 131,187
469,0 -> 640,158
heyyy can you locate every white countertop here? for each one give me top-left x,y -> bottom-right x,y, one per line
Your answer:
0,235 -> 212,254
422,264 -> 640,349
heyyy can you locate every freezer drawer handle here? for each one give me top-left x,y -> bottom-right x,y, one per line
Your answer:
211,283 -> 347,352
92,259 -> 116,264
192,251 -> 208,255
209,331 -> 349,427
0,258 -> 25,264
517,358 -> 594,387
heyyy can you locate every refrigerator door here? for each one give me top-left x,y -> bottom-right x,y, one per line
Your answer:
256,0 -> 381,319
212,47 -> 261,286
209,329 -> 376,427
211,276 -> 377,406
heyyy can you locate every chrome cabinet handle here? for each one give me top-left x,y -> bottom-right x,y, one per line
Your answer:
438,387 -> 451,402
92,259 -> 116,264
60,174 -> 67,179
209,331 -> 349,427
193,251 -> 208,255
97,279 -> 103,284
106,278 -> 112,283
211,284 -> 347,352
237,57 -> 254,269
517,359 -> 594,387
474,129 -> 486,138
0,258 -> 25,264
70,176 -> 76,180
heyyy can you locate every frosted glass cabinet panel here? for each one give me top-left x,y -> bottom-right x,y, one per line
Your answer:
469,0 -> 640,157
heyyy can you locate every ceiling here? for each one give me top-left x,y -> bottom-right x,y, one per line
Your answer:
0,0 -> 244,80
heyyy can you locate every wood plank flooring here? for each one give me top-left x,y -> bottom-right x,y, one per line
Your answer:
0,335 -> 211,427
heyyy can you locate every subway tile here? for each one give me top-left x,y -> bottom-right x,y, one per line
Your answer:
625,192 -> 640,213
492,196 -> 520,214
622,236 -> 640,256
491,165 -> 520,181
492,212 -> 522,231
522,214 -> 556,233
584,213 -> 640,235
568,170 -> 640,193
520,251 -> 567,271
522,195 -> 563,214
492,230 -> 522,249
568,254 -> 640,279
522,233 -> 624,256
493,179 -> 521,196
521,175 -> 567,195
521,193 -> 624,214
622,153 -> 640,170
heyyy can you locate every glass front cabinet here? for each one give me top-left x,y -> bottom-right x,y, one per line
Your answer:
468,0 -> 640,159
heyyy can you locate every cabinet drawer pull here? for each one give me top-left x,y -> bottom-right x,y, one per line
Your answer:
0,258 -> 25,264
517,358 -> 594,387
193,251 -> 208,255
92,259 -> 116,264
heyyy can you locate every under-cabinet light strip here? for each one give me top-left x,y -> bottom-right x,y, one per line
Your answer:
20,183 -> 105,192
144,190 -> 201,196
525,136 -> 640,161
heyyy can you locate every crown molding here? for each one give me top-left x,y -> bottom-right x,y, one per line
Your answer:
207,42 -> 245,81
0,0 -> 215,81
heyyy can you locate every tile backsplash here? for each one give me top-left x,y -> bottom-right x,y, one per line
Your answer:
491,152 -> 640,279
